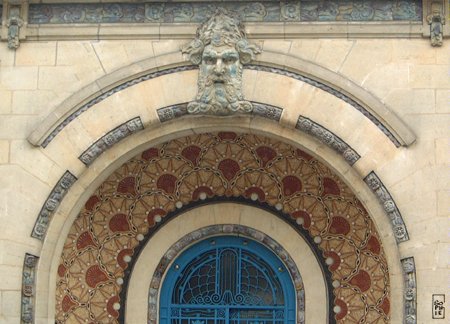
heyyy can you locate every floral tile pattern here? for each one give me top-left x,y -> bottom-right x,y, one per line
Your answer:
56,132 -> 390,323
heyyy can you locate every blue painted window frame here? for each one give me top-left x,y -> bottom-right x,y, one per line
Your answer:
160,236 -> 296,324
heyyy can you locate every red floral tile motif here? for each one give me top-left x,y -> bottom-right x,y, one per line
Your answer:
56,133 -> 390,324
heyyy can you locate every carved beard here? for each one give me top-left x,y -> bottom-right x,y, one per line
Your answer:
187,63 -> 253,115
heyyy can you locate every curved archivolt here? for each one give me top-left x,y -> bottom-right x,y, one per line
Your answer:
56,132 -> 390,323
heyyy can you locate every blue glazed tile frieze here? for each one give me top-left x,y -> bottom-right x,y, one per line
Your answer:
28,1 -> 422,24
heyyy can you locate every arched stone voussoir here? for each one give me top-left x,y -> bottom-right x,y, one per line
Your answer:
27,50 -> 415,150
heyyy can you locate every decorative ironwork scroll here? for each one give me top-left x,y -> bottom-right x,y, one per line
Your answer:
159,235 -> 298,324
149,225 -> 305,324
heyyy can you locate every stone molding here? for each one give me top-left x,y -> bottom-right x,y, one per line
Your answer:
31,170 -> 77,240
79,117 -> 144,166
247,64 -> 407,147
147,225 -> 305,324
157,102 -> 282,123
26,1 -> 422,25
364,171 -> 409,243
296,116 -> 360,165
401,257 -> 417,324
40,65 -> 196,148
27,58 -> 416,149
21,253 -> 38,324
3,1 -> 450,45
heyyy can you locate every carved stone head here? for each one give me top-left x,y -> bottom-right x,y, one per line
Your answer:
182,9 -> 261,115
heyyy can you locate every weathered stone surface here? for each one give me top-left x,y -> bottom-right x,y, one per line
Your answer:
0,14 -> 447,324
27,1 -> 422,24
182,9 -> 261,115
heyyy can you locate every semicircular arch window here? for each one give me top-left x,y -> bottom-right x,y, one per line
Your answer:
160,236 -> 296,324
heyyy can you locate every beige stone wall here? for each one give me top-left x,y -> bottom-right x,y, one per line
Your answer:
0,36 -> 448,323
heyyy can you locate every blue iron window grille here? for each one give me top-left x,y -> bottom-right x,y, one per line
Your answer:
160,236 -> 296,324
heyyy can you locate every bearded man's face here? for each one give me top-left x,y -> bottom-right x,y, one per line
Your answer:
190,44 -> 249,115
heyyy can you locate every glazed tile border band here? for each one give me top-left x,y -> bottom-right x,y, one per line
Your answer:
79,117 -> 144,166
296,116 -> 360,165
364,171 -> 409,243
147,225 -> 305,324
21,253 -> 39,324
26,1 -> 422,25
401,257 -> 417,324
156,102 -> 283,123
31,171 -> 77,240
41,64 -> 402,148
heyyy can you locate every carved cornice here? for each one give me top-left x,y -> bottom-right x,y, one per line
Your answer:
25,1 -> 422,24
1,1 -> 434,44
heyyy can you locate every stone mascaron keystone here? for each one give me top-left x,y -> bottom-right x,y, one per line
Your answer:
182,8 -> 261,116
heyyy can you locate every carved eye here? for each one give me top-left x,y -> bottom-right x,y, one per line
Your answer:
223,57 -> 237,65
204,57 -> 216,65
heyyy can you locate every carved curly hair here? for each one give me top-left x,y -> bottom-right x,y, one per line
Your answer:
182,8 -> 261,65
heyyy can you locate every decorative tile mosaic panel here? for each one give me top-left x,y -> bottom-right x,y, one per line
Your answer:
56,132 -> 390,323
29,1 -> 421,24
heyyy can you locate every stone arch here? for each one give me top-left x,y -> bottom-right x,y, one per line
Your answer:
54,131 -> 392,324
130,207 -> 328,324
27,51 -> 415,148
33,119 -> 405,324
149,224 -> 304,324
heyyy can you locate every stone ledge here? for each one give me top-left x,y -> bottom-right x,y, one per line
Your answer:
23,22 -> 425,41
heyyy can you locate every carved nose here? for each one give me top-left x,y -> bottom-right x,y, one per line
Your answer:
214,59 -> 224,74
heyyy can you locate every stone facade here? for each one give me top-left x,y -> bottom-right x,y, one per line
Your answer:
0,1 -> 448,324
